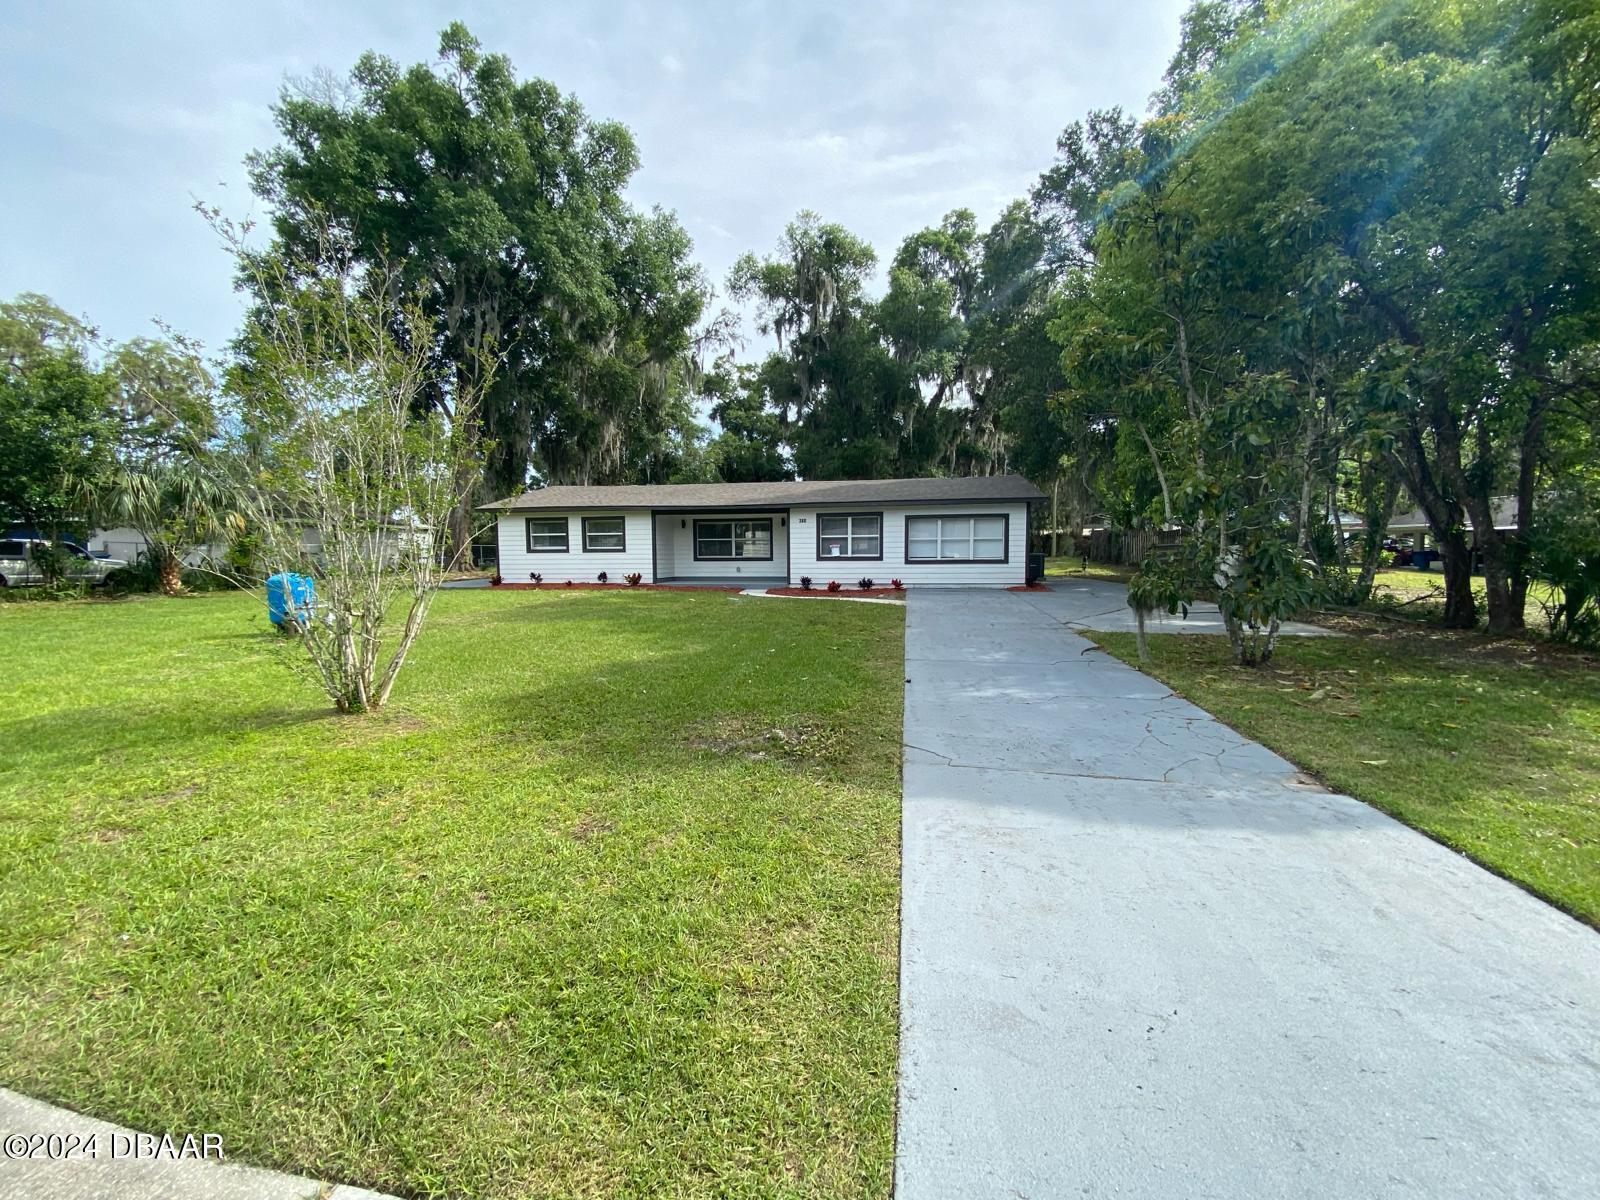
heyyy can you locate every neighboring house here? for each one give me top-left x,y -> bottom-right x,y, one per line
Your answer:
89,527 -> 228,566
88,525 -> 430,568
480,475 -> 1046,588
1384,497 -> 1518,548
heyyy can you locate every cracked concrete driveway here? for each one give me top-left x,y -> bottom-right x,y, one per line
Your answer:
897,588 -> 1600,1200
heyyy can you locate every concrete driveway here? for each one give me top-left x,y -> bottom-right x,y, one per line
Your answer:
897,588 -> 1600,1199
1040,573 -> 1337,636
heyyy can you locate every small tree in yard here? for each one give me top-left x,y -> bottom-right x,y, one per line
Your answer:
95,463 -> 235,594
1126,550 -> 1195,666
91,332 -> 233,596
1127,534 -> 1315,669
1211,535 -> 1318,668
218,218 -> 494,713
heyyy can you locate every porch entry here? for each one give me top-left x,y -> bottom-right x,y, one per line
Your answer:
651,509 -> 791,585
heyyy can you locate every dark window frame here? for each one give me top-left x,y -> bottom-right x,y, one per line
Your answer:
814,510 -> 883,562
581,515 -> 627,553
903,512 -> 1011,564
525,516 -> 570,554
692,517 -> 775,562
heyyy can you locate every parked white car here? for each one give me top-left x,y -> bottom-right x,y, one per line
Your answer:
0,538 -> 129,587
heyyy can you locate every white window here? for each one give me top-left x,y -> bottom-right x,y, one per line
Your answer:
695,519 -> 773,560
906,514 -> 1007,562
582,516 -> 626,552
818,513 -> 881,559
526,516 -> 569,553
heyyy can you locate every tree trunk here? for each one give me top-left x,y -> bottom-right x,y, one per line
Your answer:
1135,420 -> 1173,526
1330,483 -> 1347,569
443,357 -> 488,570
1390,413 -> 1476,628
157,550 -> 184,596
1295,380 -> 1318,551
1355,475 -> 1400,602
1134,607 -> 1151,665
374,590 -> 433,708
1479,535 -> 1521,634
1259,617 -> 1281,667
1504,394 -> 1546,633
1051,477 -> 1061,558
1222,610 -> 1247,666
1508,558 -> 1531,629
1438,532 -> 1477,629
446,491 -> 475,572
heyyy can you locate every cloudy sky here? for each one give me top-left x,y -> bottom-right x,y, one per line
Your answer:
0,0 -> 1189,355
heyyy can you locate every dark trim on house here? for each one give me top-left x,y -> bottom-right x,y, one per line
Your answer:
902,512 -> 1011,564
526,515 -> 570,553
581,515 -> 627,553
814,510 -> 884,562
692,516 -> 775,562
491,496 -> 1040,513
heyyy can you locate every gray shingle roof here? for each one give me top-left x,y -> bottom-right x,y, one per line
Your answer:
480,475 -> 1045,511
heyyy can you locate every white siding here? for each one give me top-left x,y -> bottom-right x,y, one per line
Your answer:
90,527 -> 227,566
655,511 -> 790,580
496,510 -> 653,583
495,500 -> 1029,588
789,503 -> 1027,588
653,516 -> 678,577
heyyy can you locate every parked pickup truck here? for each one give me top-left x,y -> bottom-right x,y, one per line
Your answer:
0,538 -> 128,587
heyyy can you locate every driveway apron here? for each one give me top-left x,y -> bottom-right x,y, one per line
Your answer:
896,588 -> 1600,1199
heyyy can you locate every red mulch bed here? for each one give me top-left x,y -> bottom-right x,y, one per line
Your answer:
1006,583 -> 1053,592
765,587 -> 905,600
492,581 -> 741,593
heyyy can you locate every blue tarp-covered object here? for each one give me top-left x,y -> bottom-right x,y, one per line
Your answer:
266,573 -> 315,626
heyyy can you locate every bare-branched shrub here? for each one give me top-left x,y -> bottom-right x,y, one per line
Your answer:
212,212 -> 495,712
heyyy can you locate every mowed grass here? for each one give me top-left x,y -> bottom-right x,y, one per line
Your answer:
1089,621 -> 1600,927
1042,561 -> 1557,628
1368,567 -> 1558,627
1043,557 -> 1135,583
0,588 -> 905,1198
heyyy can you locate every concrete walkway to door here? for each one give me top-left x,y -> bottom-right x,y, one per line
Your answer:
897,588 -> 1600,1199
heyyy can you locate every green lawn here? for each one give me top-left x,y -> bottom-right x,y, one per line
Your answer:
1368,567 -> 1558,628
1043,557 -> 1136,583
1088,621 -> 1600,927
0,588 -> 905,1198
1042,560 -> 1557,628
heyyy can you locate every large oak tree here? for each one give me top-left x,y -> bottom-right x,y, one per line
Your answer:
248,24 -> 707,553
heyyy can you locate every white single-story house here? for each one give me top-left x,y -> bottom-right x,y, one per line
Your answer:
481,475 -> 1046,588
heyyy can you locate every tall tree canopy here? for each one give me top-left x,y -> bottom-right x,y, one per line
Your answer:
0,294 -> 115,533
247,23 -> 709,550
722,205 -> 1066,485
1043,0 -> 1600,636
0,295 -> 220,573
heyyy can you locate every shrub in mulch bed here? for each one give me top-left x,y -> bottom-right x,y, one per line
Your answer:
765,586 -> 905,600
495,581 -> 741,592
